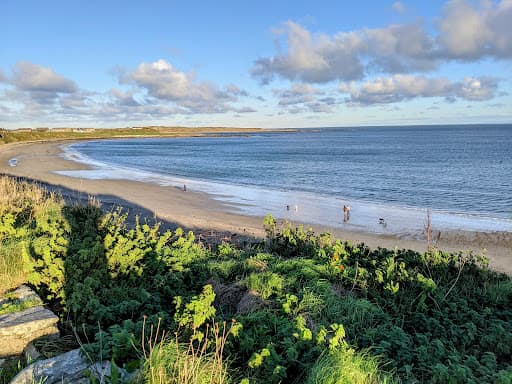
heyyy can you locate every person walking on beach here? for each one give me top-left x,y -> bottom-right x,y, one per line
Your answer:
343,204 -> 351,222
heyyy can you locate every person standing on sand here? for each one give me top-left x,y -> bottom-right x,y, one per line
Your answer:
343,204 -> 351,222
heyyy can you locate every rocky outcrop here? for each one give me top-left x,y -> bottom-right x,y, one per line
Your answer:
0,286 -> 59,358
10,349 -> 135,384
10,349 -> 87,384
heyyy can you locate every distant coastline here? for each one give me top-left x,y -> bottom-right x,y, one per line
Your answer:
0,126 -> 279,145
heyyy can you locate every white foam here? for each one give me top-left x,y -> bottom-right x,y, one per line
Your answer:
56,143 -> 512,237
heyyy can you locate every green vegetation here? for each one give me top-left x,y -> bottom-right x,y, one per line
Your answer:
0,126 -> 263,145
1,176 -> 512,383
0,296 -> 40,316
306,348 -> 396,384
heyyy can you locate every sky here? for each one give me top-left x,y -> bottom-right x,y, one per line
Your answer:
0,0 -> 511,128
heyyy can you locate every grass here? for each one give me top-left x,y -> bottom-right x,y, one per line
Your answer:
143,320 -> 233,384
0,176 -> 63,293
0,297 -> 41,316
0,359 -> 26,384
306,348 -> 396,384
0,239 -> 29,295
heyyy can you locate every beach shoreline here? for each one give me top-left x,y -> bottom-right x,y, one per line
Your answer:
1,139 -> 511,274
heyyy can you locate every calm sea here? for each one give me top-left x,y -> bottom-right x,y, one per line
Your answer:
58,124 -> 512,236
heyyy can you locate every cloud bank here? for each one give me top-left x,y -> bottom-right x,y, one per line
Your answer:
0,60 -> 254,125
340,75 -> 499,105
252,1 -> 512,84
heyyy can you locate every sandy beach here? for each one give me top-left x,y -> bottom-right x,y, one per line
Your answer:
1,140 -> 511,274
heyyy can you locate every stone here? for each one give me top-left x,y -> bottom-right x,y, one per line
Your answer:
10,349 -> 87,384
0,285 -> 42,308
0,302 -> 59,357
10,349 -> 137,384
23,342 -> 41,362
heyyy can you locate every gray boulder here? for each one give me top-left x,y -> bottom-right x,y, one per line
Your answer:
10,349 -> 136,384
0,286 -> 59,358
9,349 -> 86,384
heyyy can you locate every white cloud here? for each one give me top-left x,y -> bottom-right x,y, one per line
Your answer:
252,21 -> 435,84
109,88 -> 140,107
392,2 -> 405,13
455,77 -> 499,101
364,24 -> 436,73
121,59 -> 249,113
252,21 -> 365,84
437,0 -> 512,59
273,83 -> 336,113
0,62 -> 79,114
0,60 -> 257,126
11,62 -> 77,93
226,84 -> 249,97
252,1 -> 512,84
340,75 -> 500,105
274,83 -> 323,105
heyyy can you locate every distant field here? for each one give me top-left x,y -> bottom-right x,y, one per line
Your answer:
0,126 -> 264,145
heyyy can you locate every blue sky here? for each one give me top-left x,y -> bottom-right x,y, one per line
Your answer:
1,0 -> 511,128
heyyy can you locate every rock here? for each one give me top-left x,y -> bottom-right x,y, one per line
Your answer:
23,342 -> 41,362
0,285 -> 42,308
0,292 -> 59,357
10,349 -> 137,384
10,349 -> 86,384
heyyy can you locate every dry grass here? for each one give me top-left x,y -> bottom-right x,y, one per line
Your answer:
0,176 -> 61,217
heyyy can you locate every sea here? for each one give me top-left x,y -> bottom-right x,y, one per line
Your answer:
55,124 -> 512,238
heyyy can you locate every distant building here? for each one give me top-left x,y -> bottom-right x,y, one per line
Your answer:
72,128 -> 96,133
51,128 -> 73,133
15,128 -> 32,133
36,127 -> 50,132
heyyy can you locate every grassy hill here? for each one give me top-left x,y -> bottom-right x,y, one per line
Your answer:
0,126 -> 264,145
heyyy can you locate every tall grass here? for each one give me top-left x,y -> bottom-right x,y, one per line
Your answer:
0,239 -> 28,294
0,176 -> 63,293
143,319 -> 233,384
306,348 -> 396,384
0,176 -> 51,210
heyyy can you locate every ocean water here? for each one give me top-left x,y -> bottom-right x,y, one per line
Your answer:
55,125 -> 512,237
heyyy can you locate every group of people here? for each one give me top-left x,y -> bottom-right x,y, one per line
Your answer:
285,203 -> 353,222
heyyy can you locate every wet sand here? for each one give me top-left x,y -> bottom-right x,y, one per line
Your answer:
1,140 -> 511,274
